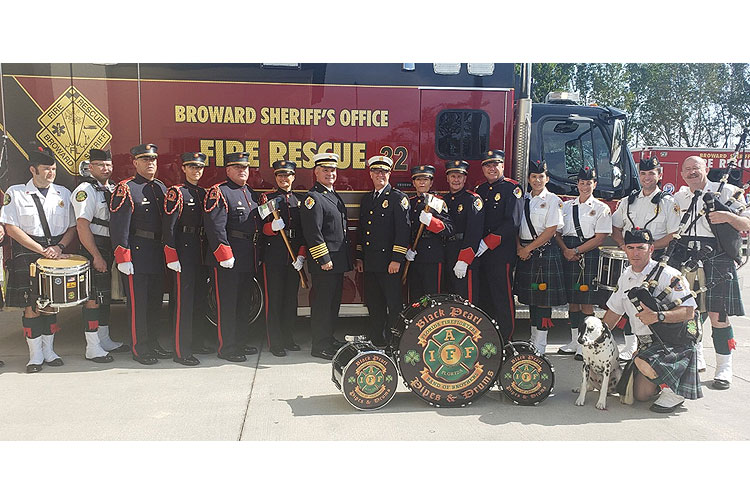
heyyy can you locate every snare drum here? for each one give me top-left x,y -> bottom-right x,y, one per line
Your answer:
595,246 -> 628,291
32,255 -> 91,308
331,338 -> 398,410
498,341 -> 555,405
393,294 -> 504,407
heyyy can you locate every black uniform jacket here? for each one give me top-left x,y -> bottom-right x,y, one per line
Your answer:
444,188 -> 485,267
355,183 -> 411,272
409,192 -> 454,264
259,189 -> 307,266
475,177 -> 523,256
300,182 -> 353,274
163,183 -> 207,266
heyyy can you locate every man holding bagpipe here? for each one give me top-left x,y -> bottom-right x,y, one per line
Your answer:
603,228 -> 702,413
671,155 -> 750,390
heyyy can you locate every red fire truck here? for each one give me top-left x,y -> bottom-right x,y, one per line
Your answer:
1,63 -> 638,318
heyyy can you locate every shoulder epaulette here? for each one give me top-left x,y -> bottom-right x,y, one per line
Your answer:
204,184 -> 227,212
164,186 -> 183,216
110,181 -> 133,213
503,177 -> 519,185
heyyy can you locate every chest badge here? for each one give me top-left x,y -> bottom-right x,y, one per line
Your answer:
382,199 -> 389,209
58,200 -> 65,208
540,203 -> 546,209
457,204 -> 463,213
590,210 -> 596,216
495,193 -> 501,201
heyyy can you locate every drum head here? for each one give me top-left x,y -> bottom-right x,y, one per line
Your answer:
396,297 -> 503,407
499,342 -> 554,405
36,255 -> 88,269
341,349 -> 399,410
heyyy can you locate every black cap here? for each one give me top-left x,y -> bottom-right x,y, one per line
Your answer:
181,152 -> 207,166
272,160 -> 297,174
577,166 -> 597,180
445,160 -> 469,175
481,150 -> 505,165
130,143 -> 158,158
28,143 -> 55,166
89,149 -> 112,162
624,227 -> 654,245
411,164 -> 435,179
528,160 -> 548,175
639,157 -> 660,171
225,152 -> 252,167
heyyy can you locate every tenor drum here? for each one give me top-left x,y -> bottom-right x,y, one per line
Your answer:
33,255 -> 91,308
595,246 -> 628,291
498,341 -> 555,405
393,294 -> 504,407
331,337 -> 399,410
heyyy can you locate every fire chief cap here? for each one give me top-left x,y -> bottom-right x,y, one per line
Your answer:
313,152 -> 340,168
367,155 -> 393,172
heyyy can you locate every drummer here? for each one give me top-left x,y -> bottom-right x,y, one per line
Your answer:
514,160 -> 566,355
611,156 -> 681,361
554,166 -> 612,357
0,145 -> 77,373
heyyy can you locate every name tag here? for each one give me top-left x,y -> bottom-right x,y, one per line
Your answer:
141,199 -> 150,205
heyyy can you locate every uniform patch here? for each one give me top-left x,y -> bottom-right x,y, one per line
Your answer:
305,196 -> 315,209
559,202 -> 563,209
58,200 -> 65,208
590,210 -> 596,216
674,279 -> 684,292
382,199 -> 389,209
75,190 -> 87,202
513,186 -> 522,199
495,193 -> 501,201
3,193 -> 10,206
400,196 -> 409,209
458,204 -> 463,213
674,204 -> 680,213
540,203 -> 546,209
473,197 -> 483,211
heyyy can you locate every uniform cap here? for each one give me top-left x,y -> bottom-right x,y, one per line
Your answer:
272,160 -> 297,174
28,144 -> 56,166
367,155 -> 393,171
528,160 -> 548,175
89,149 -> 112,162
130,143 -> 158,158
411,164 -> 435,179
312,152 -> 340,168
577,166 -> 597,180
225,152 -> 253,167
639,157 -> 660,171
624,227 -> 654,244
181,152 -> 207,166
481,150 -> 505,165
445,160 -> 470,175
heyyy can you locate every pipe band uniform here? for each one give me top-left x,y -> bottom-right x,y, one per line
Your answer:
0,144 -> 77,372
110,143 -> 172,364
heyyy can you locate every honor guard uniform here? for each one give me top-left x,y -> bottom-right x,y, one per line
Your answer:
355,155 -> 411,346
259,160 -> 306,357
404,164 -> 453,300
203,151 -> 261,362
110,143 -> 171,365
514,160 -> 566,354
612,157 -> 681,360
473,150 -> 523,341
300,152 -> 353,359
0,145 -> 77,372
444,160 -> 485,303
556,166 -> 612,355
163,152 -> 212,366
671,155 -> 750,389
72,148 -> 128,363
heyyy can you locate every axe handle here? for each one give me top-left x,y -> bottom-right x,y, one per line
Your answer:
401,205 -> 430,284
272,211 -> 309,289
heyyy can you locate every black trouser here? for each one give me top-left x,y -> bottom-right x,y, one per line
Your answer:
262,261 -> 299,350
309,272 -> 343,351
172,265 -> 209,358
122,273 -> 164,357
213,267 -> 252,356
364,271 -> 403,346
479,253 -> 516,341
408,261 -> 442,302
446,266 -> 480,304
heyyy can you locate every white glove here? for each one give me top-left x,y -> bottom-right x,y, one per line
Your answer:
453,260 -> 468,279
167,260 -> 182,273
117,262 -> 134,275
271,218 -> 286,232
292,255 -> 305,271
475,240 -> 489,258
405,249 -> 417,261
220,257 -> 235,269
419,211 -> 433,226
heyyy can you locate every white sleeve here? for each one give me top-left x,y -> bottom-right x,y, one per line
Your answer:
666,274 -> 697,309
546,195 -> 564,231
0,189 -> 20,226
611,199 -> 625,229
72,186 -> 95,222
595,204 -> 612,234
606,277 -> 627,316
663,197 -> 681,234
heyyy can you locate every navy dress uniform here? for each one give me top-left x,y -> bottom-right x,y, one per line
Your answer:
474,150 -> 523,341
355,156 -> 411,346
405,165 -> 453,301
110,143 -> 171,364
300,152 -> 353,359
444,160 -> 485,304
163,152 -> 211,366
203,152 -> 261,362
259,160 -> 306,357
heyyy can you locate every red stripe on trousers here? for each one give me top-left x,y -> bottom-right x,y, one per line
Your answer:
263,263 -> 271,348
437,263 -> 442,293
128,275 -> 137,355
214,268 -> 224,352
467,270 -> 473,303
175,271 -> 182,359
507,263 -> 515,340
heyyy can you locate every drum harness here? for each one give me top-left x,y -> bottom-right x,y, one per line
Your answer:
572,203 -> 590,289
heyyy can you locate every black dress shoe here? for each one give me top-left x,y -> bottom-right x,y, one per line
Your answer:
46,357 -> 64,367
574,354 -> 583,361
0,359 -> 5,367
26,363 -> 43,373
241,345 -> 258,355
713,379 -> 731,390
218,352 -> 247,363
133,354 -> 158,365
649,401 -> 684,413
311,347 -> 336,360
151,346 -> 173,359
284,342 -> 301,352
192,345 -> 215,355
174,355 -> 200,366
108,344 -> 131,354
87,354 -> 114,363
271,347 -> 287,357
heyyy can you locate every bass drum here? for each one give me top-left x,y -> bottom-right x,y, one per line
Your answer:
498,341 -> 555,405
332,338 -> 399,411
205,275 -> 263,326
392,294 -> 504,408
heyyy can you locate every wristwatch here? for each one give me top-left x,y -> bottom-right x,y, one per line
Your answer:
574,247 -> 580,255
57,242 -> 66,251
657,312 -> 666,322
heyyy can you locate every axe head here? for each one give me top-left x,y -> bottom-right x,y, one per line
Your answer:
258,196 -> 282,219
424,193 -> 446,213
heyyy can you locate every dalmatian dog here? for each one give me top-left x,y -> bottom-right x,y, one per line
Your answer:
574,316 -> 622,410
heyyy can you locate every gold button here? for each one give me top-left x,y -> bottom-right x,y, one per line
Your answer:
366,242 -> 370,246
370,211 -> 373,215
368,221 -> 372,225
367,231 -> 370,235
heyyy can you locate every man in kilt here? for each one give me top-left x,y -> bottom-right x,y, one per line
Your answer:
71,148 -> 129,363
554,166 -> 611,357
670,155 -> 750,390
603,228 -> 702,413
514,160 -> 566,355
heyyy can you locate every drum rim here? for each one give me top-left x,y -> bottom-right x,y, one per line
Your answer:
599,246 -> 627,257
334,346 -> 398,411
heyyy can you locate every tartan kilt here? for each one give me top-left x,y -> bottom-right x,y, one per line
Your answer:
561,236 -> 607,305
638,341 -> 702,400
79,236 -> 114,304
704,252 -> 744,316
514,242 -> 567,306
5,252 -> 40,308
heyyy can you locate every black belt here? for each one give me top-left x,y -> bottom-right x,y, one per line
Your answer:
93,234 -> 112,245
180,225 -> 202,234
134,229 -> 161,240
284,228 -> 298,239
446,232 -> 465,242
229,230 -> 258,242
520,239 -> 533,245
91,217 -> 109,228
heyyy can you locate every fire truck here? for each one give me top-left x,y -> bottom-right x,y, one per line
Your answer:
0,63 -> 638,318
